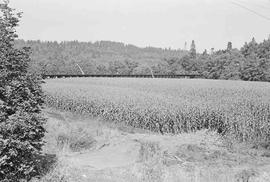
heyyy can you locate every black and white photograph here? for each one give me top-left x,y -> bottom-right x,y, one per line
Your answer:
1,0 -> 270,181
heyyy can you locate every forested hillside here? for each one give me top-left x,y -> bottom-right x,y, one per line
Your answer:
15,40 -> 187,75
15,37 -> 270,81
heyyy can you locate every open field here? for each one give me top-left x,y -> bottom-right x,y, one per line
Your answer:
43,78 -> 270,145
40,78 -> 270,181
35,109 -> 270,182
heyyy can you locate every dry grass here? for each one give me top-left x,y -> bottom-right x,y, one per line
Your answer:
43,115 -> 96,154
32,112 -> 96,182
33,109 -> 270,182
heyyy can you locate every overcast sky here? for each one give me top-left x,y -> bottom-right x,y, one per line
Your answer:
10,0 -> 270,52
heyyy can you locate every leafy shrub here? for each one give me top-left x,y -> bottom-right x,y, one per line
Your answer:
0,1 -> 46,181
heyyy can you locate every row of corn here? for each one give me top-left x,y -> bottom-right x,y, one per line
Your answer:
43,78 -> 270,144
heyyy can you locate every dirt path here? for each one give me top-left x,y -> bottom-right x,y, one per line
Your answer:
43,109 -> 270,182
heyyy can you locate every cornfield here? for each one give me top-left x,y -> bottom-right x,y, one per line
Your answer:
43,78 -> 270,144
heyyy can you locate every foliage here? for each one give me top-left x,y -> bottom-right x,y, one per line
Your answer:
0,1 -> 46,181
189,40 -> 196,59
241,37 -> 258,58
15,37 -> 270,82
15,40 -> 187,75
240,58 -> 265,81
227,42 -> 232,52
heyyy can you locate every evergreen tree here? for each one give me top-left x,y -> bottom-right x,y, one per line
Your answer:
240,58 -> 265,81
210,48 -> 214,55
190,40 -> 196,58
0,1 -> 46,181
257,38 -> 270,59
202,49 -> 208,56
241,37 -> 258,58
227,42 -> 232,51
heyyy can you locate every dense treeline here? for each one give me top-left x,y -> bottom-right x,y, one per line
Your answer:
15,37 -> 270,81
15,40 -> 186,75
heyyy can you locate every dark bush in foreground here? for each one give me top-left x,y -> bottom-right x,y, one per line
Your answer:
0,2 -> 46,181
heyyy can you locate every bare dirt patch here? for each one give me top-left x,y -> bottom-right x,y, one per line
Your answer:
38,109 -> 270,182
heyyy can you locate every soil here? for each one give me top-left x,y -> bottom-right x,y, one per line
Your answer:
43,109 -> 270,182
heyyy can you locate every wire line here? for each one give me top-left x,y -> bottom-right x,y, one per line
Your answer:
235,0 -> 270,10
230,1 -> 270,21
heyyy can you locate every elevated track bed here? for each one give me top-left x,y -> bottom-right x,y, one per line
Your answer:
43,74 -> 201,79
